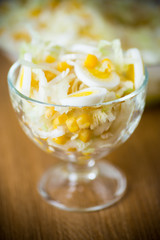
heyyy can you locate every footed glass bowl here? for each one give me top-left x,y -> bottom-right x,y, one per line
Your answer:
7,62 -> 148,212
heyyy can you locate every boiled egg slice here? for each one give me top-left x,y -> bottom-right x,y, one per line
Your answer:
125,48 -> 144,89
74,62 -> 120,89
60,87 -> 107,106
18,53 -> 32,97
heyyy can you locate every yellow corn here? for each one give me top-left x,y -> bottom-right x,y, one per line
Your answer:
49,0 -> 60,8
44,70 -> 56,82
46,148 -> 53,153
45,107 -> 56,119
13,31 -> 31,42
53,114 -> 68,129
31,73 -> 39,91
31,79 -> 39,91
45,55 -> 55,63
83,152 -> 91,156
66,109 -> 75,118
38,22 -> 47,29
78,129 -> 92,143
57,62 -> 72,72
84,54 -> 98,69
67,148 -> 77,152
76,113 -> 91,129
29,7 -> 42,17
66,117 -> 79,132
53,135 -> 68,145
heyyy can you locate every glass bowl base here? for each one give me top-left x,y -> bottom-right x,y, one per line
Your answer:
38,161 -> 127,212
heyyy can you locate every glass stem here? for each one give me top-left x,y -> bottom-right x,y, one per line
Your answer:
67,159 -> 98,182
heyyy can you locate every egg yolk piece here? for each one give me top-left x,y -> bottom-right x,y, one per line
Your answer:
69,91 -> 94,98
60,87 -> 107,106
88,69 -> 110,79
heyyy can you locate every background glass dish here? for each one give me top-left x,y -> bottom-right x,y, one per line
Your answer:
0,0 -> 159,103
7,62 -> 148,212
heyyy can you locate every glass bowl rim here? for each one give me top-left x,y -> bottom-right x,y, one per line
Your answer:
7,61 -> 149,108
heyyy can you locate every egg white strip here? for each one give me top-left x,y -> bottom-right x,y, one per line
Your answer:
60,54 -> 83,61
48,68 -> 70,86
21,53 -> 32,97
19,59 -> 60,75
112,39 -> 124,67
35,127 -> 65,139
15,66 -> 23,90
70,44 -> 98,55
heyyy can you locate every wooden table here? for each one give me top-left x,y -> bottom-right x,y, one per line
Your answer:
0,53 -> 160,240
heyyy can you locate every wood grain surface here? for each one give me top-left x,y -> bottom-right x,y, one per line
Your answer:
0,52 -> 160,240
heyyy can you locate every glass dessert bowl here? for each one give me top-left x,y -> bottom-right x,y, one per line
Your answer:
7,40 -> 148,211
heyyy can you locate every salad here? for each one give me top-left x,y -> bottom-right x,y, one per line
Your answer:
13,39 -> 144,157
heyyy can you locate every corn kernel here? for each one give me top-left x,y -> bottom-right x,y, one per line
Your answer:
83,152 -> 91,156
53,118 -> 60,129
77,113 -> 91,129
53,135 -> 68,145
66,117 -> 79,132
49,0 -> 60,8
31,73 -> 39,91
45,107 -> 56,119
57,62 -> 72,72
31,79 -> 39,90
67,148 -> 77,152
44,70 -> 56,82
53,114 -> 68,129
13,31 -> 31,42
45,55 -> 55,63
78,129 -> 92,143
67,109 -> 75,118
38,22 -> 47,29
84,54 -> 98,69
29,7 -> 42,17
